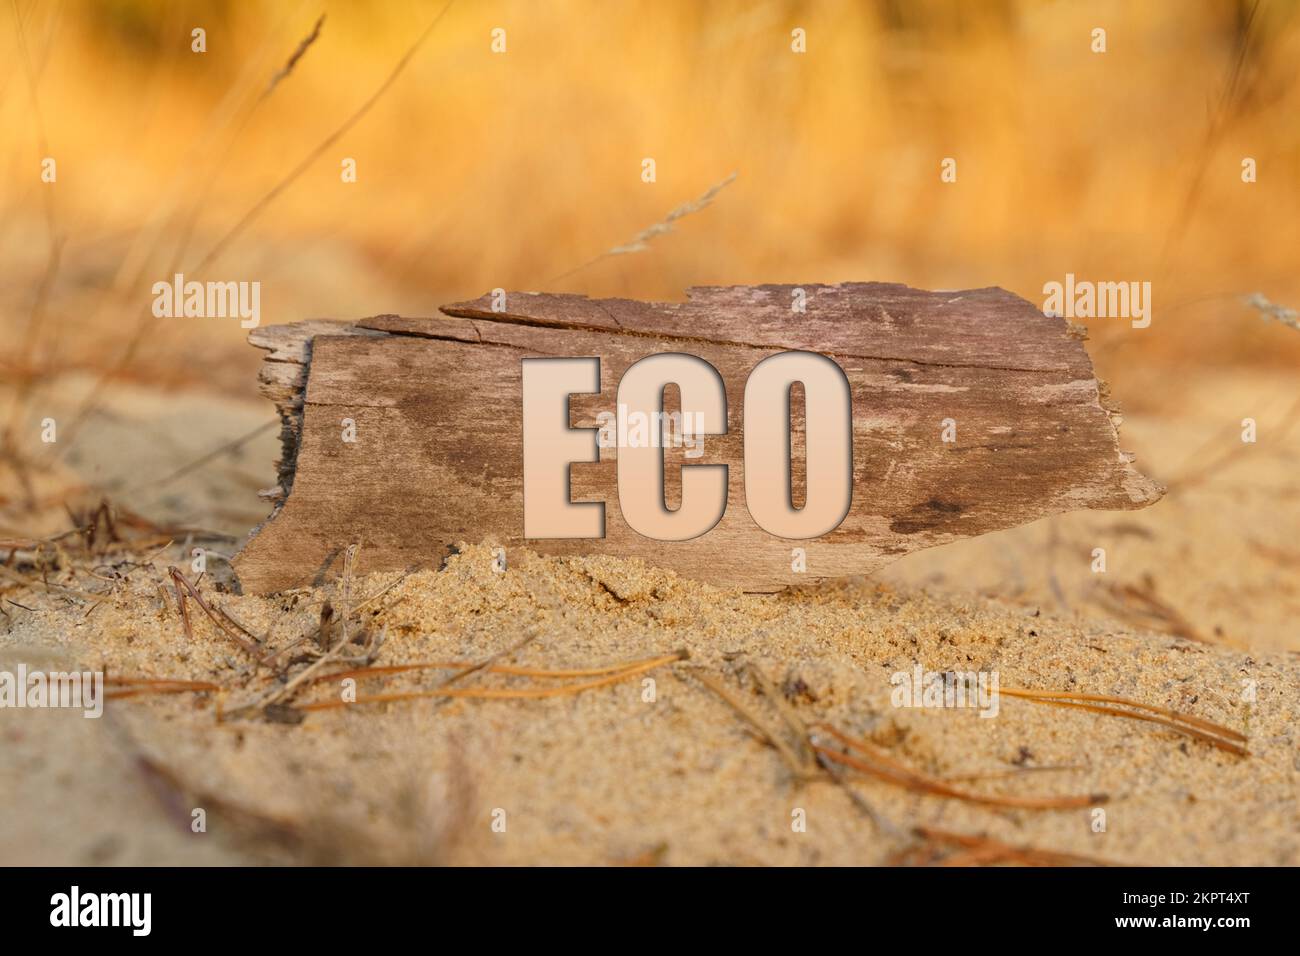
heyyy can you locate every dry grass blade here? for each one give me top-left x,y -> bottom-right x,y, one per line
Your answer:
131,751 -> 306,853
689,666 -> 898,835
193,0 -> 457,274
165,6 -> 333,273
129,420 -> 277,494
337,542 -> 358,647
1158,0 -> 1263,270
167,566 -> 263,659
812,724 -> 1103,810
1244,292 -> 1300,333
257,565 -> 412,667
1165,392 -> 1300,496
999,687 -> 1248,756
425,630 -> 539,692
233,543 -> 371,715
893,827 -> 1115,867
552,171 -> 738,281
302,657 -> 674,686
0,563 -> 102,602
105,677 -> 222,701
262,13 -> 325,100
214,605 -> 262,646
50,6 -> 338,438
690,668 -> 811,777
745,663 -> 814,767
5,0 -> 60,428
1090,579 -> 1206,643
299,650 -> 685,711
1000,687 -> 1245,740
106,677 -> 218,688
943,764 -> 1084,783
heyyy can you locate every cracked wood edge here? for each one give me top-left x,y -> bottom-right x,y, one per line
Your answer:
234,284 -> 1163,594
246,319 -> 386,516
436,283 -> 1088,372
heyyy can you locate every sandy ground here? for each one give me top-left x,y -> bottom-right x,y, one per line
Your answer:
1,543 -> 1296,865
1,368 -> 1297,866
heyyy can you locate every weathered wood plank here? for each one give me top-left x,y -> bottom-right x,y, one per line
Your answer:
233,283 -> 1162,594
440,284 -> 1088,371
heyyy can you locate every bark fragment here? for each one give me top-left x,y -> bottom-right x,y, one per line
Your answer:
234,284 -> 1162,594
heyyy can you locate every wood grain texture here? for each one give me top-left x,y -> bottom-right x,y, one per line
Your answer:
233,283 -> 1162,594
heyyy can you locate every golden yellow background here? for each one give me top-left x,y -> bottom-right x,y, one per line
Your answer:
2,2 -> 1298,652
4,1 -> 1298,384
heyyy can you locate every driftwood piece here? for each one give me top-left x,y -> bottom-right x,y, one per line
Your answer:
233,283 -> 1162,594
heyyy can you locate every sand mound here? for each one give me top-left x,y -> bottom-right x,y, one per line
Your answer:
2,543 -> 1295,865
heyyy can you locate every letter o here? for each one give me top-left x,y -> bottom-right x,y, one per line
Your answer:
743,352 -> 852,538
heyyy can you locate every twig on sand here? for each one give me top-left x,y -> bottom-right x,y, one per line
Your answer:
105,677 -> 222,701
999,686 -> 1248,756
891,827 -> 1116,867
300,656 -> 677,686
746,663 -> 815,768
0,564 -> 103,603
943,764 -> 1086,784
168,566 -> 263,659
1088,577 -> 1208,644
258,565 -> 412,667
688,663 -> 899,836
228,544 -> 371,716
298,650 -> 685,711
691,668 -> 812,778
811,723 -> 1104,811
131,749 -> 306,854
431,631 -> 541,692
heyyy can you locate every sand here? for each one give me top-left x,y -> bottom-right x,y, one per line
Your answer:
1,534 -> 1296,866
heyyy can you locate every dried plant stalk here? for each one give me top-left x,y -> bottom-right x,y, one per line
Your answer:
298,651 -> 685,711
304,657 -> 671,686
552,172 -> 738,280
894,827 -> 1115,867
999,687 -> 1247,755
690,669 -> 813,778
262,14 -> 326,100
812,724 -> 1103,811
168,566 -> 263,659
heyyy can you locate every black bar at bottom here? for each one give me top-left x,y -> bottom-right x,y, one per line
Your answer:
1,866 -> 1281,941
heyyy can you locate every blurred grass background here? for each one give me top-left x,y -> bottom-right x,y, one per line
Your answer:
1,0 -> 1298,538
